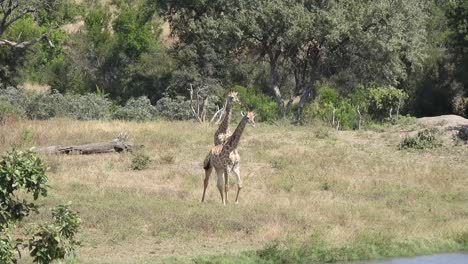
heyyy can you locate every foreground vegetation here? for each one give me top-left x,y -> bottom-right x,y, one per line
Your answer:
1,119 -> 467,263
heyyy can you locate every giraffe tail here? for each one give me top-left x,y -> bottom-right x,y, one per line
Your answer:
203,151 -> 212,170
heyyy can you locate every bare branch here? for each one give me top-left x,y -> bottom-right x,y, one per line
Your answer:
189,84 -> 203,123
0,32 -> 54,49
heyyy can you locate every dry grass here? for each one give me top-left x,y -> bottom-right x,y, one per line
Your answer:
2,119 -> 468,263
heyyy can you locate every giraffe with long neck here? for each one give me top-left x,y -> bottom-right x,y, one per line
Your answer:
214,91 -> 239,145
202,112 -> 256,205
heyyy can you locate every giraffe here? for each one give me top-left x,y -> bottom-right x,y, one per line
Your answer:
201,112 -> 256,205
214,91 -> 240,146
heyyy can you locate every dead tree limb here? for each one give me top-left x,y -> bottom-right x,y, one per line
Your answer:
33,133 -> 143,155
189,84 -> 210,123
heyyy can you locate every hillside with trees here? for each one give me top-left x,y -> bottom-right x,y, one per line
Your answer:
0,0 -> 467,125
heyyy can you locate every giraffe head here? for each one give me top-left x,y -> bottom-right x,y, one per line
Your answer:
227,91 -> 240,104
241,111 -> 256,127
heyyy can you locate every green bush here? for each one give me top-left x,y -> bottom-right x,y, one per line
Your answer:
303,86 -> 359,129
0,86 -> 28,117
0,87 -> 113,120
0,231 -> 16,264
156,96 -> 193,120
400,128 -> 442,150
25,91 -> 68,120
113,96 -> 157,121
131,153 -> 151,170
368,86 -> 408,121
0,150 -> 81,263
29,204 -> 81,264
457,127 -> 468,142
233,85 -> 277,122
66,93 -> 112,120
452,96 -> 468,118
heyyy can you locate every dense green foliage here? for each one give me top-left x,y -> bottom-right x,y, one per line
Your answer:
0,150 -> 81,263
29,204 -> 81,263
1,0 -> 468,125
399,128 -> 442,150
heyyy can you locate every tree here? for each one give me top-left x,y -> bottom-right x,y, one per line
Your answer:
0,0 -> 55,48
161,0 -> 430,121
446,0 -> 468,94
0,0 -> 75,86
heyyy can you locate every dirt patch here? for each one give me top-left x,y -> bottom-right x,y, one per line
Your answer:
61,19 -> 84,34
417,115 -> 468,129
19,82 -> 50,92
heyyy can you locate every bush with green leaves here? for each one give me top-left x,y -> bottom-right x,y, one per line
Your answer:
452,96 -> 468,118
400,128 -> 442,150
113,96 -> 157,121
131,153 -> 151,170
29,204 -> 81,264
0,86 -> 28,117
66,93 -> 112,120
233,85 -> 277,122
303,86 -> 360,129
368,86 -> 409,121
25,91 -> 68,120
457,127 -> 468,142
0,87 -> 113,120
156,96 -> 193,120
0,150 -> 48,226
0,150 -> 81,263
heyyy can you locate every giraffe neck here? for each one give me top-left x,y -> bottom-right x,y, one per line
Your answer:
218,98 -> 233,133
224,117 -> 247,152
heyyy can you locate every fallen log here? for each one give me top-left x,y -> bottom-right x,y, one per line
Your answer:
33,133 -> 143,155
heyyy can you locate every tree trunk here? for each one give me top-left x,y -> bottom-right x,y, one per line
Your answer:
269,61 -> 285,117
294,85 -> 314,123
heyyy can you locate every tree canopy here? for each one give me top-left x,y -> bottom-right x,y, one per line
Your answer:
0,0 -> 467,121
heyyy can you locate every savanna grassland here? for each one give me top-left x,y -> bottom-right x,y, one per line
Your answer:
2,119 -> 468,263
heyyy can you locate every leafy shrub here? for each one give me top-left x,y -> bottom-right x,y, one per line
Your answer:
233,85 -> 277,122
29,204 -> 81,264
25,91 -> 68,120
457,127 -> 468,142
65,93 -> 111,120
399,128 -> 441,150
0,150 -> 48,226
368,86 -> 408,121
305,85 -> 410,129
303,86 -> 359,129
0,87 -> 113,120
131,153 -> 151,170
452,96 -> 468,117
0,231 -> 16,264
0,150 -> 81,263
156,96 -> 192,120
0,86 -> 28,116
113,96 -> 157,121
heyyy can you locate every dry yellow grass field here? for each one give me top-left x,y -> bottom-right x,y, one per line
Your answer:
2,119 -> 467,263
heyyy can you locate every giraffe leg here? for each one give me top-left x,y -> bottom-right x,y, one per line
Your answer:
216,169 -> 225,205
232,164 -> 242,204
201,167 -> 212,202
224,167 -> 229,204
